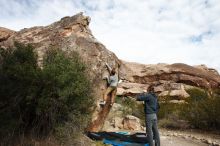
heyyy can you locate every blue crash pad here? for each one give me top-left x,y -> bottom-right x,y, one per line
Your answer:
104,139 -> 149,146
87,131 -> 150,146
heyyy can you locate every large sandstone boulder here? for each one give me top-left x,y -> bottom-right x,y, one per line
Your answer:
0,12 -> 120,132
122,115 -> 142,131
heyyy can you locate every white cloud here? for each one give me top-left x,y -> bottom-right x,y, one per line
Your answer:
0,0 -> 220,72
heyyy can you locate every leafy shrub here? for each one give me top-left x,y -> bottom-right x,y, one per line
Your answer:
0,43 -> 40,141
0,43 -> 94,144
115,96 -> 145,125
158,88 -> 220,131
185,88 -> 208,101
157,102 -> 184,120
182,89 -> 220,130
157,101 -> 189,129
212,88 -> 220,96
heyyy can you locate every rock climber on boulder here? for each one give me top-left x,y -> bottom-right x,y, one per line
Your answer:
100,63 -> 118,106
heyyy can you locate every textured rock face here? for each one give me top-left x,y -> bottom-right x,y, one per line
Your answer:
120,61 -> 220,89
119,61 -> 220,100
194,64 -> 219,76
0,27 -> 15,42
117,82 -> 149,96
102,103 -> 124,131
102,103 -> 143,131
122,115 -> 142,131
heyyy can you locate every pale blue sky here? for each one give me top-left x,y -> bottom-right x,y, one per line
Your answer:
1,0 -> 220,71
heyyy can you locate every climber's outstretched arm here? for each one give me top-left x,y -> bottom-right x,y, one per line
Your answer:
105,62 -> 112,73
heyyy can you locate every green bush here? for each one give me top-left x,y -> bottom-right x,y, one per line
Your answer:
182,89 -> 220,130
185,88 -> 208,101
212,88 -> 220,96
157,88 -> 220,130
157,102 -> 184,120
0,43 -> 40,141
115,96 -> 145,125
0,43 -> 94,144
157,101 -> 189,129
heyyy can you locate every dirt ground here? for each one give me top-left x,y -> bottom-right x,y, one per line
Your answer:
160,128 -> 220,146
160,135 -> 208,146
111,128 -> 220,146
